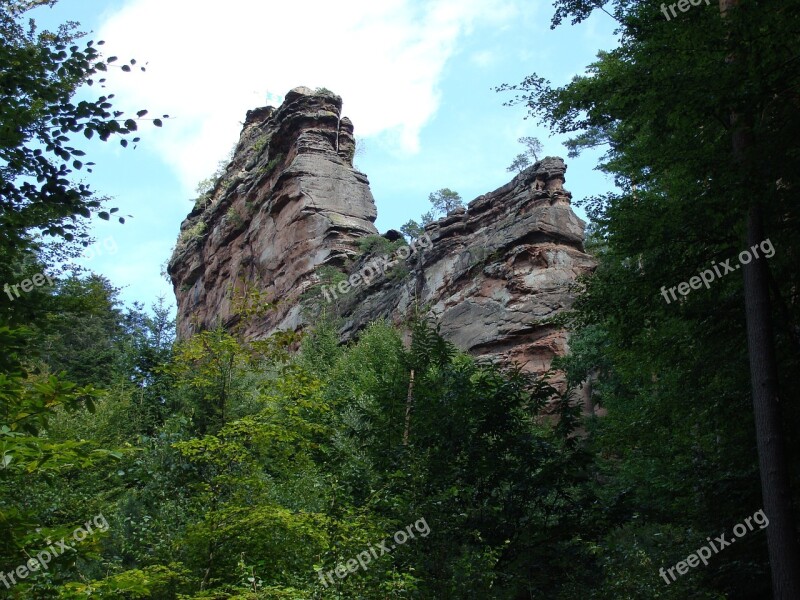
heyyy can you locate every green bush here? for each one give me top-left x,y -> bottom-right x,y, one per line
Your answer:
387,264 -> 410,281
193,193 -> 211,211
252,135 -> 269,155
300,265 -> 348,306
226,206 -> 245,228
356,235 -> 405,257
263,153 -> 284,176
179,221 -> 207,244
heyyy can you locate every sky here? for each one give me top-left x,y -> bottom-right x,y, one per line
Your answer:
31,0 -> 620,313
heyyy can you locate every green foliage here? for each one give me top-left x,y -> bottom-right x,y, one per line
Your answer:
399,219 -> 423,241
299,265 -> 347,308
427,187 -> 463,218
2,285 -> 600,599
32,274 -> 126,387
506,136 -> 543,173
194,179 -> 216,199
179,221 -> 207,244
584,522 -> 725,600
506,153 -> 530,173
193,193 -> 211,211
226,278 -> 290,340
195,146 -> 236,198
290,316 -> 597,598
314,265 -> 346,288
0,0 -> 164,261
226,206 -> 245,228
58,564 -> 188,598
165,326 -> 268,434
408,188 -> 462,229
251,135 -> 268,155
420,210 -> 436,226
262,153 -> 284,177
0,345 -> 120,594
355,234 -> 404,257
497,0 -> 800,595
8,2 -> 798,596
386,263 -> 410,281
518,135 -> 542,161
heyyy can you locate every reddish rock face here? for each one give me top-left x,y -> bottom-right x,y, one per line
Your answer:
332,156 -> 596,379
169,87 -> 596,378
168,87 -> 379,340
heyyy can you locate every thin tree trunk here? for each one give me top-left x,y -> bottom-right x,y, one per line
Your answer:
403,369 -> 415,446
742,203 -> 800,598
719,0 -> 800,589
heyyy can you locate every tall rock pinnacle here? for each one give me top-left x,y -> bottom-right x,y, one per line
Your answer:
168,86 -> 379,339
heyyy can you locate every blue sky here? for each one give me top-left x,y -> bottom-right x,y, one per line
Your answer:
32,0 -> 619,313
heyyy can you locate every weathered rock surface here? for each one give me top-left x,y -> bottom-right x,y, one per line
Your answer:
168,87 -> 378,339
332,156 -> 595,375
169,88 -> 595,376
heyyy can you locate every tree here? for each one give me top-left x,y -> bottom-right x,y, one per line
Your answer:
506,136 -> 543,173
500,0 -> 800,595
304,317 -> 596,597
406,189 -> 462,230
0,0 -> 166,262
400,219 -> 423,240
0,8 -> 172,594
519,135 -> 542,161
420,210 -> 436,226
507,153 -> 531,173
194,144 -> 236,198
428,188 -> 463,217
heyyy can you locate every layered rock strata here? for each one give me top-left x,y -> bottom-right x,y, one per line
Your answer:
332,157 -> 595,374
168,87 -> 378,339
168,87 -> 595,376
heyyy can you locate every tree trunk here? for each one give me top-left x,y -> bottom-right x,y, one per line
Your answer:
742,203 -> 800,598
719,0 -> 800,592
403,369 -> 415,446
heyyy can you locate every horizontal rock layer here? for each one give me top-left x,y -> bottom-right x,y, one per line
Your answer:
168,86 -> 378,339
169,88 -> 596,377
331,156 -> 596,375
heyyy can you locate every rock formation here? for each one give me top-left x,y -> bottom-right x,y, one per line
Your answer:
168,87 -> 595,376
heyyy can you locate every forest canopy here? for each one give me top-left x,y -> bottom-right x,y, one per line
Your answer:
2,0 -> 799,598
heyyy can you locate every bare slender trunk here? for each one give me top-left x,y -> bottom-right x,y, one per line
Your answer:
719,0 -> 800,588
403,369 -> 415,446
742,203 -> 800,598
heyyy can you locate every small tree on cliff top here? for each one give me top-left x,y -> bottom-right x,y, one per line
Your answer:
428,188 -> 463,217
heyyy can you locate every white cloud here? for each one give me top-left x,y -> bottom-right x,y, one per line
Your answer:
97,0 -> 518,192
470,50 -> 497,68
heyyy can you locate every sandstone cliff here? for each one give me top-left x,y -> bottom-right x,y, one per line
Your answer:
168,87 -> 595,376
